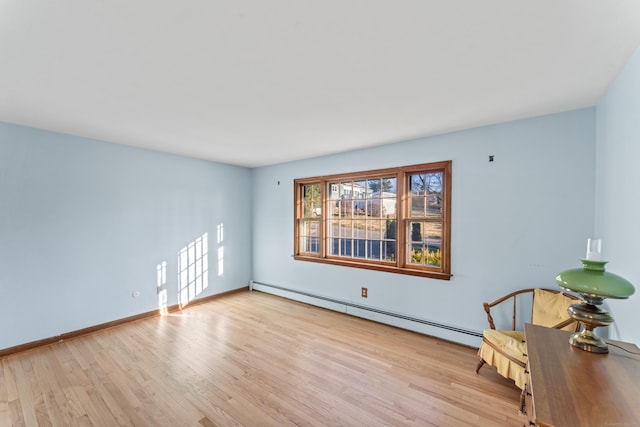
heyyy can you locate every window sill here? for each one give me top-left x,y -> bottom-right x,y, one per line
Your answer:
293,255 -> 452,281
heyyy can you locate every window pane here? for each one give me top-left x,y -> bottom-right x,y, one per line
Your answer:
328,182 -> 340,216
302,220 -> 319,236
382,241 -> 396,262
408,221 -> 424,244
354,180 -> 366,199
353,198 -> 366,217
410,196 -> 425,217
409,243 -> 424,265
340,181 -> 352,198
426,172 -> 443,220
328,182 -> 340,200
406,222 -> 442,267
340,239 -> 352,256
354,239 -> 366,259
353,219 -> 366,239
303,184 -> 321,218
328,238 -> 339,256
426,172 -> 443,194
327,218 -> 338,237
300,220 -> 319,254
365,176 -> 397,218
380,195 -> 396,218
381,177 -> 397,218
338,197 -> 353,218
300,235 -> 319,253
427,194 -> 442,219
339,220 -> 352,238
382,219 -> 396,240
425,222 -> 442,267
366,220 -> 382,239
410,174 -> 426,195
382,219 -> 397,262
366,240 -> 380,260
410,172 -> 443,220
333,220 -> 343,238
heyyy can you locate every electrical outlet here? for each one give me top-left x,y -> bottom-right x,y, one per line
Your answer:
361,287 -> 368,298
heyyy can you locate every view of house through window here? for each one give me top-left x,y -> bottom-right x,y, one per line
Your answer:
294,161 -> 451,280
328,176 -> 397,261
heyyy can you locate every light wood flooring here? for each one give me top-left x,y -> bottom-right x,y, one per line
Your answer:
0,290 -> 524,426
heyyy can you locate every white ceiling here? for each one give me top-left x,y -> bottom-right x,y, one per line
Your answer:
1,1 -> 639,168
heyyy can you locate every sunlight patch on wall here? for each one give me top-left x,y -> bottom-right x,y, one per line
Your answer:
178,233 -> 209,309
217,223 -> 224,277
156,261 -> 168,315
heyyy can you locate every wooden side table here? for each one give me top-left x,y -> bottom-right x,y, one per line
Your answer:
523,323 -> 640,427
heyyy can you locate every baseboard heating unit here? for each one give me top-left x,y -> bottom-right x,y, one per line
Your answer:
249,280 -> 482,348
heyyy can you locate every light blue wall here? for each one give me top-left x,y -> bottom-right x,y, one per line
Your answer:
595,47 -> 640,344
252,109 -> 596,344
8,70 -> 633,350
0,123 -> 252,349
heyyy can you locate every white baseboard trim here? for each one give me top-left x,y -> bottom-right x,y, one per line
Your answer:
249,280 -> 482,348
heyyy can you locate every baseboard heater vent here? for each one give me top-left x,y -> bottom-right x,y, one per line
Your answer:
250,281 -> 482,339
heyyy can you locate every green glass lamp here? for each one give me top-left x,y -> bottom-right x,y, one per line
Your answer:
555,239 -> 635,353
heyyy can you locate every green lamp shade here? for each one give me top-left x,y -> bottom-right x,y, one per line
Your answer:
555,259 -> 635,299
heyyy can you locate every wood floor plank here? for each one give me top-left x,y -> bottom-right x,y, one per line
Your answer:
8,357 -> 39,426
0,290 -> 524,426
0,360 -> 10,427
29,350 -> 68,427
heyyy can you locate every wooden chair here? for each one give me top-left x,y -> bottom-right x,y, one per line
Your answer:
475,288 -> 580,390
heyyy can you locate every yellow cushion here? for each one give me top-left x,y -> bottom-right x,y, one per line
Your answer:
481,329 -> 527,363
477,329 -> 527,389
532,289 -> 576,331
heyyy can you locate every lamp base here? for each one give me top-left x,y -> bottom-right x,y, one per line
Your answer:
569,329 -> 609,353
567,296 -> 614,354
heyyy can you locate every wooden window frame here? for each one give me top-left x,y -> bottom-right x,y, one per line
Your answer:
294,161 -> 451,280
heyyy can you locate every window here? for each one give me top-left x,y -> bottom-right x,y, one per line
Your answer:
294,161 -> 451,280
